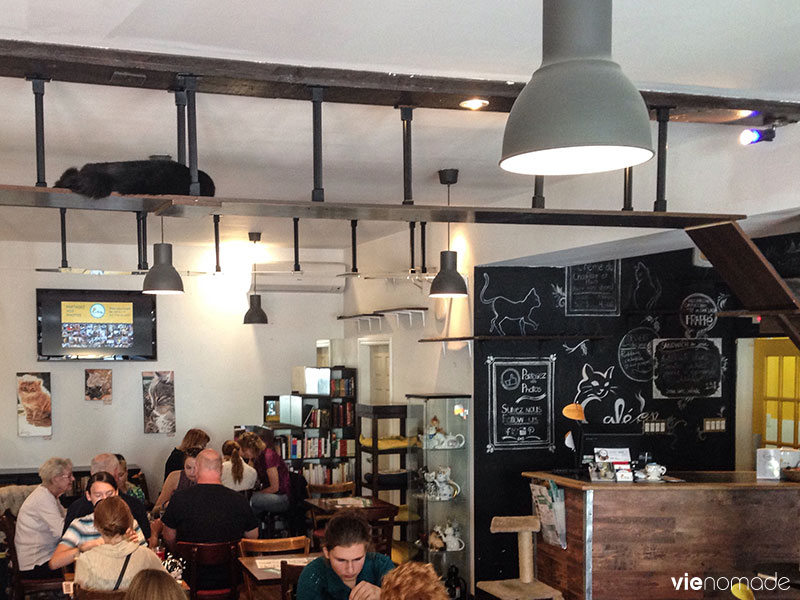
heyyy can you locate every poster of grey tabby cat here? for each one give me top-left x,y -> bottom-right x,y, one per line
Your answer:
142,371 -> 176,434
17,372 -> 52,437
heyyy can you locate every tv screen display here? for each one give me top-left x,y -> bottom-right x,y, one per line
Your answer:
37,288 -> 156,361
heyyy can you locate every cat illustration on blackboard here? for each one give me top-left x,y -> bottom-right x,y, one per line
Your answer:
573,363 -> 650,424
632,261 -> 661,310
480,273 -> 541,335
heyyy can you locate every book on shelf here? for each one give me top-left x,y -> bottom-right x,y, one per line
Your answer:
302,459 -> 355,485
331,376 -> 355,397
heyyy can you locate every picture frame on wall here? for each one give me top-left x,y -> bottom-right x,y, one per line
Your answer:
264,395 -> 280,423
142,371 -> 176,434
16,372 -> 52,437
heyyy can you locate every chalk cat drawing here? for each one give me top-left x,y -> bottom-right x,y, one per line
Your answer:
632,261 -> 662,310
573,363 -> 651,425
480,273 -> 541,335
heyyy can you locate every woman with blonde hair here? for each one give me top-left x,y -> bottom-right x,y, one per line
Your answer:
124,569 -> 184,600
163,428 -> 210,480
74,496 -> 164,590
237,430 -> 290,515
221,440 -> 258,492
381,561 -> 449,600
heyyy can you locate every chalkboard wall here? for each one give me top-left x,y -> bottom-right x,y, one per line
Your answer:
470,236 -> 786,585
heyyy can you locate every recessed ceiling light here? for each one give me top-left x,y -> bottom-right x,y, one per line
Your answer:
459,98 -> 489,110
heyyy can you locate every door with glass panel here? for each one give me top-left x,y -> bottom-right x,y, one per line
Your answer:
754,337 -> 800,448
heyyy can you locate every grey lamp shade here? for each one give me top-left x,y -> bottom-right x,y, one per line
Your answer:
142,243 -> 184,294
500,0 -> 653,176
430,250 -> 468,298
243,294 -> 269,324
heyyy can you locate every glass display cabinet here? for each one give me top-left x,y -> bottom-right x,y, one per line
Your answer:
406,393 -> 471,588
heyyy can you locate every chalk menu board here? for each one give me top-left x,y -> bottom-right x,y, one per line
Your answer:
487,356 -> 555,452
653,338 -> 722,398
565,260 -> 621,316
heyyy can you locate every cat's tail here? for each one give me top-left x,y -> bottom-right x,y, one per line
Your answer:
55,167 -> 114,199
479,272 -> 493,305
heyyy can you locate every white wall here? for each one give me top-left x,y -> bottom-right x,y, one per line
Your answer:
0,240 -> 344,496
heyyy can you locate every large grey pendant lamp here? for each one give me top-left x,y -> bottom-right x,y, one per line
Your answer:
143,217 -> 184,294
243,232 -> 269,324
429,168 -> 468,298
500,0 -> 654,176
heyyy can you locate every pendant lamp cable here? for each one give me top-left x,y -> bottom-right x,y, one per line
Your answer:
251,238 -> 257,293
160,216 -> 165,244
446,183 -> 451,250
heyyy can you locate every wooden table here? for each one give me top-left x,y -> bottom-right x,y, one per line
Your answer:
238,553 -> 320,586
304,495 -> 397,515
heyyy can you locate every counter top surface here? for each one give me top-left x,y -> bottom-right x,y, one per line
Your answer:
523,469 -> 800,490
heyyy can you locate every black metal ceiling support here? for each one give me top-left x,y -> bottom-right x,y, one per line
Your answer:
173,88 -> 187,166
27,76 -> 48,187
532,176 -> 545,209
136,211 -> 148,270
623,167 -> 633,211
400,106 -> 414,205
59,207 -> 68,268
409,221 -> 416,271
311,86 -> 325,202
350,219 -> 358,273
179,74 -> 201,196
420,221 -> 427,273
293,217 -> 301,272
654,106 -> 672,212
213,214 -> 221,272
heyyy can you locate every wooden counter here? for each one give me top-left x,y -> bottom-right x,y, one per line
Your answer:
523,471 -> 800,600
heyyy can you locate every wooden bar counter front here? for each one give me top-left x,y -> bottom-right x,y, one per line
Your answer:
523,471 -> 800,600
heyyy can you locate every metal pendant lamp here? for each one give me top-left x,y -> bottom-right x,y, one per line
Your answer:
143,218 -> 184,295
243,232 -> 268,324
500,0 -> 654,176
429,168 -> 468,299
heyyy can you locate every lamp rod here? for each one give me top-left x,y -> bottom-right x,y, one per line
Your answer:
532,176 -> 545,209
400,106 -> 414,205
420,221 -> 427,273
136,211 -> 148,270
623,168 -> 634,211
213,214 -> 221,272
293,217 -> 300,272
59,207 -> 68,268
350,219 -> 358,273
173,88 -> 187,166
180,74 -> 201,196
28,76 -> 48,187
654,106 -> 672,212
311,86 -> 325,202
409,221 -> 416,271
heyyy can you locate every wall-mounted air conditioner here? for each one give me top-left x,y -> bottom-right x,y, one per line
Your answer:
253,261 -> 347,293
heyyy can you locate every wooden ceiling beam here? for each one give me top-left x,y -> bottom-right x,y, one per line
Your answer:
0,40 -> 798,125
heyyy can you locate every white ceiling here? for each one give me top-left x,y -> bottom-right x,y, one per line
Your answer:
0,0 -> 799,250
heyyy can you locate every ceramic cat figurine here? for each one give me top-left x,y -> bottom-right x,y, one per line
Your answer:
55,159 -> 215,199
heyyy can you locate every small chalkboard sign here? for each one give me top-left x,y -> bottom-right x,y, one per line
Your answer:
653,338 -> 722,398
487,356 -> 555,452
565,260 -> 621,316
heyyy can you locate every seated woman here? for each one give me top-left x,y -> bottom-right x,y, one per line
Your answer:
296,510 -> 394,600
237,430 -> 290,515
124,569 -> 185,600
163,428 -> 209,481
74,496 -> 165,591
380,562 -> 448,600
220,440 -> 258,492
15,457 -> 74,579
152,447 -> 200,514
114,454 -> 146,504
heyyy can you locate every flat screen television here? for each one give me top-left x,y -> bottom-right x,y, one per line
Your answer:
37,288 -> 157,361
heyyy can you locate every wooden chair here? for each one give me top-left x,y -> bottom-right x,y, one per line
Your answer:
280,560 -> 306,600
175,541 -> 240,600
360,504 -> 398,557
307,482 -> 355,548
238,536 -> 310,600
0,508 -> 64,600
73,585 -> 127,600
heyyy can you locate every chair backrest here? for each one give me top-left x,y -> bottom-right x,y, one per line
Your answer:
307,481 -> 355,498
0,509 -> 19,574
238,536 -> 310,556
361,504 -> 398,556
175,541 -> 239,600
280,560 -> 306,600
74,585 -> 127,600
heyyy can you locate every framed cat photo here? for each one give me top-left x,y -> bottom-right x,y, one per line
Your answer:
264,395 -> 280,423
85,369 -> 112,403
142,371 -> 176,434
17,372 -> 52,437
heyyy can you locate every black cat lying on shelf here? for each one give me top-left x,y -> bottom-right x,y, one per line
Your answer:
55,159 -> 215,199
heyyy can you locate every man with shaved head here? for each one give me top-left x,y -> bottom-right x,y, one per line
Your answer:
62,452 -> 150,539
162,449 -> 258,590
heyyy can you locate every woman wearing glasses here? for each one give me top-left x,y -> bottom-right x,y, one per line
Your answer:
15,457 -> 75,579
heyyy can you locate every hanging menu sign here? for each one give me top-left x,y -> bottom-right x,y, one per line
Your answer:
565,260 -> 621,316
652,338 -> 722,398
487,356 -> 555,452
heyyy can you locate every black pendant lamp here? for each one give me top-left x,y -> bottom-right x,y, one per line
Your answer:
243,232 -> 269,324
143,217 -> 184,295
429,169 -> 468,298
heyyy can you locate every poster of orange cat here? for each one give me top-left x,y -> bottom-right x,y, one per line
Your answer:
142,371 -> 175,434
85,369 -> 112,403
17,372 -> 52,437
